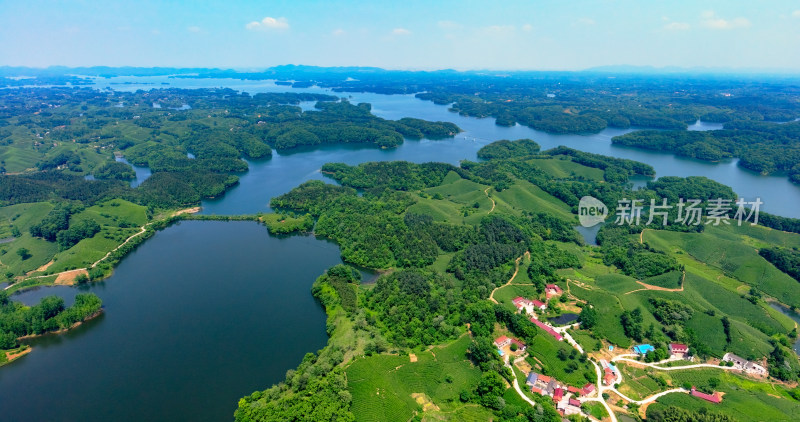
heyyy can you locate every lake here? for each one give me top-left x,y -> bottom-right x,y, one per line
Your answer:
3,75 -> 800,421
1,221 -> 345,422
90,75 -> 800,218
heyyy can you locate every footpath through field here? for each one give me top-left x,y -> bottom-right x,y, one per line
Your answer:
488,251 -> 529,303
5,207 -> 200,290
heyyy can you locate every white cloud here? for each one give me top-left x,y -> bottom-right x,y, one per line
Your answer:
482,25 -> 515,35
521,23 -> 533,32
793,10 -> 800,18
187,26 -> 201,33
392,27 -> 411,35
246,16 -> 289,31
150,29 -> 161,36
576,17 -> 595,26
438,20 -> 461,30
664,22 -> 690,31
331,28 -> 345,36
701,11 -> 751,29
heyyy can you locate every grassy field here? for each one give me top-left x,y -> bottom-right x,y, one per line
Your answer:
492,179 -> 574,220
650,370 -> 800,421
0,198 -> 150,282
569,283 -> 630,347
406,172 -> 495,225
47,199 -> 149,273
527,334 -> 595,387
616,363 -> 668,401
641,270 -> 683,289
570,329 -> 602,353
558,253 -> 614,283
617,362 -> 800,422
581,401 -> 609,420
644,229 -> 800,307
525,157 -> 605,181
594,273 -> 640,295
346,335 -> 483,422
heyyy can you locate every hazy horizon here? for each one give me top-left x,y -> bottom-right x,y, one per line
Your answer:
2,1 -> 799,71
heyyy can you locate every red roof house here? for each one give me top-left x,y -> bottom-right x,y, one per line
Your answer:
494,335 -> 511,348
545,284 -> 563,298
531,299 -> 547,310
530,317 -> 564,341
513,296 -> 533,307
511,338 -> 527,351
581,383 -> 595,395
669,343 -> 689,357
603,367 -> 615,385
553,388 -> 564,402
569,398 -> 582,408
567,386 -> 580,394
690,387 -> 721,404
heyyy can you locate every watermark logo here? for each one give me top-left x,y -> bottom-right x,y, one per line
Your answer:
578,196 -> 608,227
575,196 -> 763,227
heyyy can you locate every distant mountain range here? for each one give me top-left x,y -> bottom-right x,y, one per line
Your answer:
1,64 -> 798,81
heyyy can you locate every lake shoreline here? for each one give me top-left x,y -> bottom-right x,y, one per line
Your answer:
17,308 -> 105,342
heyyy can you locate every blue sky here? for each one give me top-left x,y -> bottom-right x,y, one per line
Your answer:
1,0 -> 799,71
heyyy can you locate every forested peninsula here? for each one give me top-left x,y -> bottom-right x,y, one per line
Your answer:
237,139 -> 800,422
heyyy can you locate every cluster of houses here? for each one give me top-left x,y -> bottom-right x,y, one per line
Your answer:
526,371 -> 594,416
599,360 -> 619,385
722,353 -> 768,376
512,296 -> 546,314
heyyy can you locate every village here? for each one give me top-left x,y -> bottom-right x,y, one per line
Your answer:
493,284 -> 775,421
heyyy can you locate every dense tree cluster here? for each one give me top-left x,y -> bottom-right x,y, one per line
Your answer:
55,219 -> 101,250
93,161 -> 136,180
758,211 -> 800,235
613,121 -> 800,184
477,139 -> 541,160
0,172 -> 130,206
759,247 -> 800,281
234,356 -> 355,422
767,341 -> 800,381
546,146 -> 655,181
646,176 -> 736,203
29,202 -> 81,240
366,270 -> 461,347
597,226 -> 680,279
321,161 -> 465,191
311,264 -> 361,313
648,298 -> 694,325
0,292 -> 102,349
620,308 -> 645,342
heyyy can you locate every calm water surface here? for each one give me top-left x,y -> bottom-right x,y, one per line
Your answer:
1,221 -> 345,422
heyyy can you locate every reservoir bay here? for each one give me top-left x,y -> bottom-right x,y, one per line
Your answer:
2,221 -> 342,422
